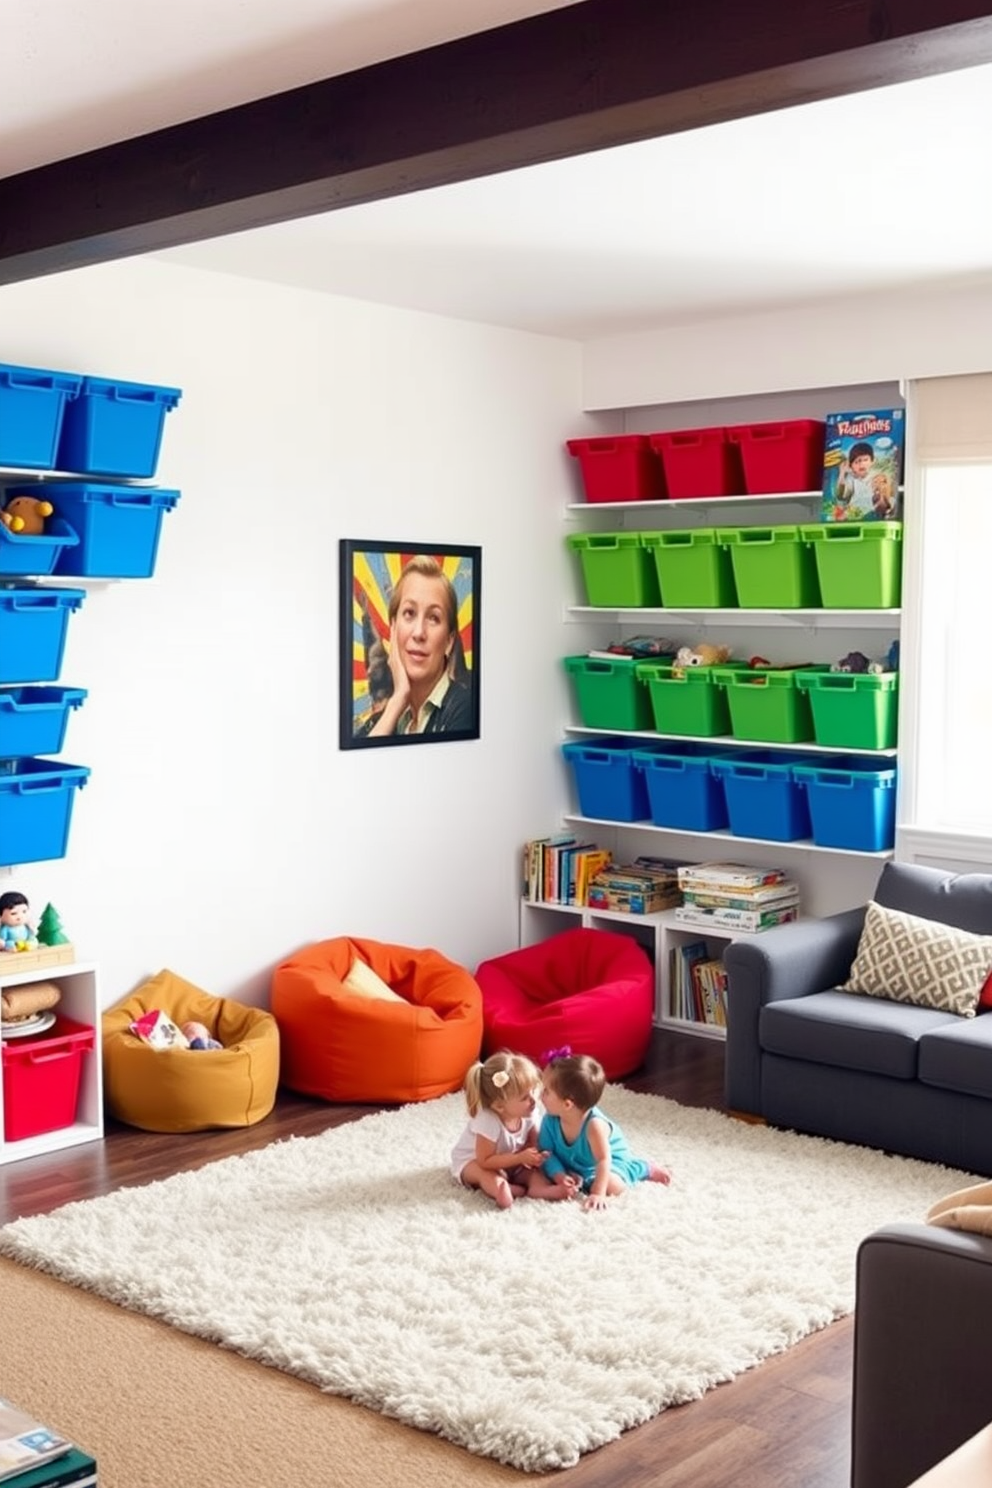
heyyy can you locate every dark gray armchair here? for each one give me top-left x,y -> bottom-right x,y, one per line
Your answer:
852,1221 -> 992,1488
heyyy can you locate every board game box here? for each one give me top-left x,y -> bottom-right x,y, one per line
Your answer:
821,408 -> 905,522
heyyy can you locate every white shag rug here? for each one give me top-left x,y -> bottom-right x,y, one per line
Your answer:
0,1090 -> 974,1472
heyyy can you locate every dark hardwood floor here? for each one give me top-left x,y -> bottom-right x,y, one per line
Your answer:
0,1031 -> 853,1487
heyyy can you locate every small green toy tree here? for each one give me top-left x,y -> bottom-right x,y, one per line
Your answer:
37,902 -> 70,946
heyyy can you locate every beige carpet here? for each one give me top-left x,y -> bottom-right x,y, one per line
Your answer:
0,1254 -> 520,1488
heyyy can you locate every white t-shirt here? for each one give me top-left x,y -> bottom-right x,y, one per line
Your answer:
450,1106 -> 542,1181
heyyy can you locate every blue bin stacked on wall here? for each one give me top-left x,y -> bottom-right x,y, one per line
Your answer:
4,371 -> 183,580
0,361 -> 181,863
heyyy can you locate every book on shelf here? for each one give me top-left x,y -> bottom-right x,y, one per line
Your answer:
674,902 -> 799,932
676,861 -> 786,891
669,940 -> 710,1022
681,880 -> 799,911
0,1401 -> 74,1484
1,1447 -> 98,1487
586,636 -> 679,661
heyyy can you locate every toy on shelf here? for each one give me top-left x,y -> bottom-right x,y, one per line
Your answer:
0,890 -> 38,952
0,495 -> 53,535
0,897 -> 75,972
672,642 -> 732,677
831,649 -> 897,675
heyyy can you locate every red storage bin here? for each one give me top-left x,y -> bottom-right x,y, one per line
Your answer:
727,419 -> 826,495
566,435 -> 667,503
2,1015 -> 94,1140
649,427 -> 745,499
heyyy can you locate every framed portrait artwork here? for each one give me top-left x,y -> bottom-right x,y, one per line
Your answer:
339,539 -> 482,749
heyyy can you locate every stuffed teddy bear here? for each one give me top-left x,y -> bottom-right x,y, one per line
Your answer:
672,642 -> 732,677
0,496 -> 53,536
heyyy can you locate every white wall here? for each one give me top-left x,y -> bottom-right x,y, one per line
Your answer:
0,258 -> 589,1007
583,277 -> 992,410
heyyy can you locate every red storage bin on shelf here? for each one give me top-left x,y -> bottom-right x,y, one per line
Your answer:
566,435 -> 667,503
2,1015 -> 94,1140
727,419 -> 826,494
649,427 -> 745,499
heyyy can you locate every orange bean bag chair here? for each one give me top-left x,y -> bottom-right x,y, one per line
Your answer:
476,927 -> 654,1080
271,937 -> 483,1103
102,967 -> 280,1133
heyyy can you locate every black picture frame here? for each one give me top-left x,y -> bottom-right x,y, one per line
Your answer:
339,539 -> 482,749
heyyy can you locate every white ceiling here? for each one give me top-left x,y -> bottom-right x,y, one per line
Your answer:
6,0 -> 992,339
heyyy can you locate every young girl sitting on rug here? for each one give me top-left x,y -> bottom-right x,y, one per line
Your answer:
539,1050 -> 672,1211
451,1051 -> 567,1209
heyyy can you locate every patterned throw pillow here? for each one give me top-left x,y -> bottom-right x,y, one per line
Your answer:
841,900 -> 992,1017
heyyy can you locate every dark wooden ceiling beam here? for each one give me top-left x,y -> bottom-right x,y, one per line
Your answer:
2,0 -> 991,283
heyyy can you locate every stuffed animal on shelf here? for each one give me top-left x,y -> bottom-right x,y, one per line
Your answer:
672,642 -> 732,677
0,495 -> 53,536
831,650 -> 883,675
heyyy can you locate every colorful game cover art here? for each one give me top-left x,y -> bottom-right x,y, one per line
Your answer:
821,408 -> 905,522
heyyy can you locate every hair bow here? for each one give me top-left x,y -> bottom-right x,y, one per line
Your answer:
540,1045 -> 572,1066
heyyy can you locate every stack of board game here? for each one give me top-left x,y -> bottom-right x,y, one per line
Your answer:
588,857 -> 681,915
0,1397 -> 97,1485
674,861 -> 799,932
821,407 -> 905,522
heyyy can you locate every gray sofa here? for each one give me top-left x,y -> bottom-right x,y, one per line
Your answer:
852,1221 -> 992,1488
723,861 -> 992,1175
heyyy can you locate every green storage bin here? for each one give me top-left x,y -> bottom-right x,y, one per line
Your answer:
634,660 -> 750,737
566,532 -> 661,607
716,525 -> 821,607
795,669 -> 899,749
799,522 -> 903,608
712,666 -> 830,743
563,655 -> 653,731
640,528 -> 738,608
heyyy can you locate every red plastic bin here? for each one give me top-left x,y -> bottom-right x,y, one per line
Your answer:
727,419 -> 826,495
2,1014 -> 94,1140
649,427 -> 745,499
566,435 -> 667,503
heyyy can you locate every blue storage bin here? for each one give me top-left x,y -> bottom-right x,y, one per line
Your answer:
711,749 -> 822,842
11,483 -> 181,578
633,742 -> 737,831
0,587 -> 86,684
0,363 -> 82,469
0,757 -> 90,866
792,756 -> 898,852
56,376 -> 182,478
562,738 -> 654,822
0,518 -> 79,577
0,686 -> 87,758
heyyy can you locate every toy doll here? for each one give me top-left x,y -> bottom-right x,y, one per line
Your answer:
0,891 -> 38,952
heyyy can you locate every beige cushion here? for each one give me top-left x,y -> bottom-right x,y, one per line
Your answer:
928,1179 -> 992,1235
841,900 -> 992,1017
342,957 -> 406,1003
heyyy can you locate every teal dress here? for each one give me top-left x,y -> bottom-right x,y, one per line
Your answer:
538,1106 -> 650,1189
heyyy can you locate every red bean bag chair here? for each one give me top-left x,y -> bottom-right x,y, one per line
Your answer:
271,936 -> 483,1103
475,927 -> 654,1079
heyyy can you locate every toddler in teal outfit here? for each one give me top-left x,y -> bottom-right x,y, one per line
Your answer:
539,1051 -> 672,1211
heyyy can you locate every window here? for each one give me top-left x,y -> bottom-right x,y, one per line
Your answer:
915,460 -> 992,832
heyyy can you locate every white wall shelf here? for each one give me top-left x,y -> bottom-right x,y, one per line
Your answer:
567,605 -> 901,630
563,724 -> 898,758
0,960 -> 103,1165
562,813 -> 894,859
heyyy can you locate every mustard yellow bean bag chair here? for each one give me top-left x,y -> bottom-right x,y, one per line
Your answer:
271,936 -> 482,1103
102,967 -> 280,1133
